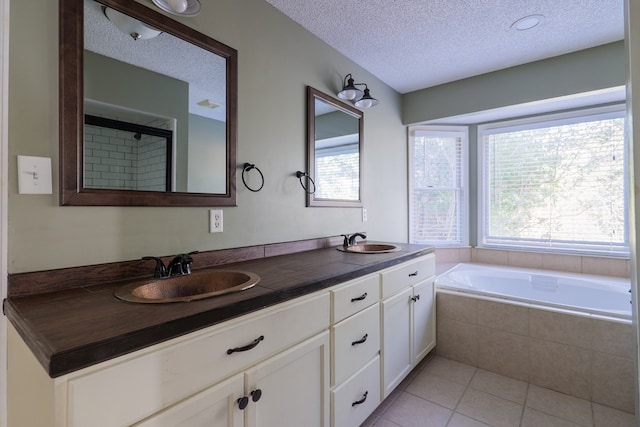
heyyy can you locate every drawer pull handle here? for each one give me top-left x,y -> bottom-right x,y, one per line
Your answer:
251,389 -> 262,402
237,396 -> 249,410
409,271 -> 418,277
352,391 -> 368,406
351,292 -> 368,302
227,335 -> 264,355
351,333 -> 368,346
410,295 -> 420,302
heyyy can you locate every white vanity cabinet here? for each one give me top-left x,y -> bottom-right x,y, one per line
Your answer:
8,291 -> 331,427
380,254 -> 436,398
329,274 -> 381,427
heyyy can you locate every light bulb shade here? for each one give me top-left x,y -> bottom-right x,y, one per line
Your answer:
152,0 -> 201,16
338,76 -> 364,101
104,7 -> 162,40
354,88 -> 379,108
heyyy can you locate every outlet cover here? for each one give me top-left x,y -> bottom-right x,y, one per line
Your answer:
209,209 -> 223,233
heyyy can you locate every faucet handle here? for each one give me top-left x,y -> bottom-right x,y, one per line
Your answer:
142,256 -> 168,279
341,234 -> 351,247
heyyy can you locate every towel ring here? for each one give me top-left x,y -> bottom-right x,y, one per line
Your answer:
242,163 -> 264,192
296,171 -> 316,194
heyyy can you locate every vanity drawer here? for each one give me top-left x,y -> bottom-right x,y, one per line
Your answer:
331,302 -> 380,386
331,273 -> 380,323
331,356 -> 381,427
66,292 -> 330,427
381,254 -> 435,299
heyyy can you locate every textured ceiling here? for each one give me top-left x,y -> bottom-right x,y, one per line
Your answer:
263,0 -> 625,94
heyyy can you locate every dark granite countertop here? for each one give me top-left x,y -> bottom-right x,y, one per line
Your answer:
3,242 -> 433,378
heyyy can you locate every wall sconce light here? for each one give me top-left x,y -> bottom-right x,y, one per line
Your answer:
337,74 -> 379,108
152,0 -> 202,17
103,7 -> 162,40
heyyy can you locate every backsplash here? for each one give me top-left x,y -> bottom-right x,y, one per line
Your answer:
435,247 -> 630,278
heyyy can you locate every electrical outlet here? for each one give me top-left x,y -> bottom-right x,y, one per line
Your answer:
209,209 -> 223,233
362,208 -> 368,222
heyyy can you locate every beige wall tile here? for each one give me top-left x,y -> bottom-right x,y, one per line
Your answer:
508,251 -> 543,269
473,249 -> 509,265
529,339 -> 592,400
591,352 -> 635,414
437,292 -> 478,324
529,309 -> 591,349
477,327 -> 529,381
581,256 -> 629,278
459,248 -> 472,262
591,318 -> 634,359
525,384 -> 593,426
477,299 -> 528,336
435,248 -> 462,263
436,318 -> 478,366
542,254 -> 582,274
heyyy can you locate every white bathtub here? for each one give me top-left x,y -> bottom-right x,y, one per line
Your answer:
436,263 -> 632,320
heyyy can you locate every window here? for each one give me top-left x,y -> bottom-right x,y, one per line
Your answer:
478,105 -> 627,256
409,126 -> 468,246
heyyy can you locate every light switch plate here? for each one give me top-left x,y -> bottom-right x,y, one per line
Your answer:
18,155 -> 53,194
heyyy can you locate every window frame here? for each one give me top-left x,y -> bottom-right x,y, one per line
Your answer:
477,104 -> 628,257
408,125 -> 469,247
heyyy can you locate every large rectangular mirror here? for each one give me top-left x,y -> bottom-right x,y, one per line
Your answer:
307,86 -> 363,207
60,0 -> 238,206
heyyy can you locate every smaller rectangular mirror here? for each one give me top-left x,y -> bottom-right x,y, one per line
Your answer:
307,86 -> 363,207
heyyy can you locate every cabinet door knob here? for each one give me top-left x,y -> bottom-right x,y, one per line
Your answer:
351,292 -> 368,302
251,389 -> 262,402
227,335 -> 265,355
408,271 -> 418,277
352,391 -> 368,406
410,295 -> 420,302
351,333 -> 368,346
237,396 -> 249,410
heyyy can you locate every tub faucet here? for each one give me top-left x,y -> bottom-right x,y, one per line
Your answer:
342,233 -> 366,247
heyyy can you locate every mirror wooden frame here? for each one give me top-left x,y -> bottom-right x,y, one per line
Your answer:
306,86 -> 363,207
59,0 -> 238,206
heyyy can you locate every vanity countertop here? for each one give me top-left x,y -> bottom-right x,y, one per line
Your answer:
3,242 -> 433,378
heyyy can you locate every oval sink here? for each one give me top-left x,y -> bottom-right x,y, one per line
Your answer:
337,244 -> 400,254
115,270 -> 260,303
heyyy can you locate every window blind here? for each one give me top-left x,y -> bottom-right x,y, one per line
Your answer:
409,126 -> 468,246
479,106 -> 627,255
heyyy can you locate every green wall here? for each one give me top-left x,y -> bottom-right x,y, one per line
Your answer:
8,0 -> 405,273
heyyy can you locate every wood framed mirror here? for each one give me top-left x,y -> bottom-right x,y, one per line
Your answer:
307,86 -> 363,207
60,0 -> 238,206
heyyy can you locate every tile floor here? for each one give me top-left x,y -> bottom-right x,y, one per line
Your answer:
361,355 -> 636,427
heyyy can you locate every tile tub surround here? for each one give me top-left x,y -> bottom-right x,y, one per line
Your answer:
435,291 -> 635,414
435,248 -> 630,278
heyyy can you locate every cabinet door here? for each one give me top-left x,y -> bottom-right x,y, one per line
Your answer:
134,373 -> 244,427
245,331 -> 330,427
412,278 -> 436,365
381,287 -> 412,398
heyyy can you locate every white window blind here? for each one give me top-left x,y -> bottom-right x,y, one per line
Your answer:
478,105 -> 628,256
409,126 -> 468,246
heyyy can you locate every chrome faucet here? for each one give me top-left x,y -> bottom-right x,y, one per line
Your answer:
342,233 -> 366,247
142,251 -> 198,279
